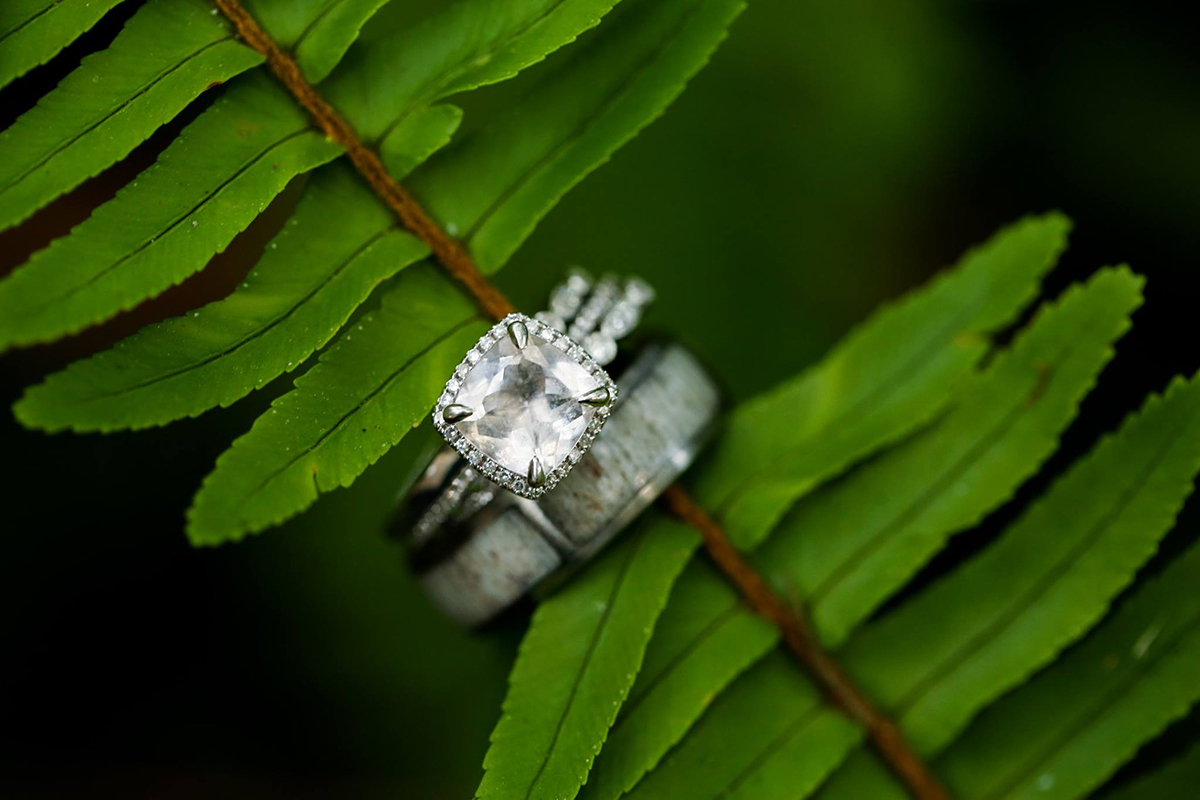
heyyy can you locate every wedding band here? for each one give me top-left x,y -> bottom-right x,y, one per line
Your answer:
391,270 -> 715,625
402,340 -> 720,626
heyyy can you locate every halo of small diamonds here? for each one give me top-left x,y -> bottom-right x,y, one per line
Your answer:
432,313 -> 618,499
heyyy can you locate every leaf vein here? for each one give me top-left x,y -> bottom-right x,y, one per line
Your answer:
895,428 -> 1180,714
0,35 -> 239,195
980,611 -> 1200,800
807,391 -> 1030,607
0,1 -> 63,44
521,528 -> 649,800
462,0 -> 706,244
613,598 -> 744,727
19,126 -> 312,317
245,314 -> 477,499
290,0 -> 345,55
81,225 -> 397,401
374,0 -> 573,146
716,703 -> 825,799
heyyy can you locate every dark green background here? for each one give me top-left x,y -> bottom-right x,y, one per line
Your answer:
3,0 -> 1198,797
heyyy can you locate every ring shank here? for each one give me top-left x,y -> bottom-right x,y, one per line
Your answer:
411,342 -> 720,626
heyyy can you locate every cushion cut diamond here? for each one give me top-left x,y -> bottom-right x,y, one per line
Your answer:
450,333 -> 602,477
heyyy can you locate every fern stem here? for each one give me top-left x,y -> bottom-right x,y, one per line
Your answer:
662,485 -> 952,800
210,0 -> 515,322
209,2 -> 952,798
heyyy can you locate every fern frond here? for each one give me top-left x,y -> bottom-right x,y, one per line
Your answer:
0,0 -> 261,232
932,538 -> 1200,799
794,372 -> 1200,799
240,0 -> 393,82
3,4 -> 1196,796
0,72 -> 341,349
79,0 -> 739,534
611,367 -> 1200,800
1102,742 -> 1200,800
841,371 -> 1200,755
0,0 -> 125,90
765,266 -> 1143,646
809,751 -> 910,800
185,266 -> 486,545
14,164 -> 427,432
693,214 -> 1071,549
0,0 -> 628,349
409,0 -> 746,274
381,103 -> 464,179
621,651 -> 862,800
322,0 -> 623,154
584,267 -> 1150,799
477,518 -> 698,800
579,563 -> 775,800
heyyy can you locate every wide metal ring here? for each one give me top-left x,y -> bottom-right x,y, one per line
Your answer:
398,340 -> 720,626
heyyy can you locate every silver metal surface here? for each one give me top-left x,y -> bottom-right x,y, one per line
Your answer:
441,404 -> 472,423
507,319 -> 529,349
579,386 -> 611,407
407,341 -> 720,626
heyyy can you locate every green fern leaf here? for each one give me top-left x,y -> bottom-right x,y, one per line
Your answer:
241,0 -> 392,82
323,0 -> 623,145
807,750 -> 909,800
693,214 -> 1071,550
621,652 -> 862,800
0,71 -> 342,349
0,0 -> 125,90
649,369 -> 1200,800
933,538 -> 1200,799
580,562 -> 775,800
185,266 -> 486,545
380,103 -> 464,178
580,222 -> 1081,800
764,266 -> 1143,647
841,371 -> 1200,755
476,519 -> 698,800
91,0 -> 739,527
409,0 -> 747,273
0,0 -> 262,232
814,548 -> 1200,800
12,0 -> 737,434
586,266 -> 1144,799
1102,743 -> 1200,800
323,0 -> 629,179
14,164 -> 428,432
0,0 -> 628,349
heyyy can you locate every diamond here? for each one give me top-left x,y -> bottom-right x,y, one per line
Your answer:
448,329 -> 605,476
582,332 -> 617,365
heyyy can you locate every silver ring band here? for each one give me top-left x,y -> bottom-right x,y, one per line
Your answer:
402,340 -> 720,626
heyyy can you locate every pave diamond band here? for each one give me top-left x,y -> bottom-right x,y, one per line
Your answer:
537,270 -> 655,366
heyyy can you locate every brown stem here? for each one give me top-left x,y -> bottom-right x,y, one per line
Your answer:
211,3 -> 951,798
211,0 -> 515,322
662,486 -> 952,800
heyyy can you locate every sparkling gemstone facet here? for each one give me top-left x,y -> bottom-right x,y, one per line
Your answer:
451,336 -> 602,476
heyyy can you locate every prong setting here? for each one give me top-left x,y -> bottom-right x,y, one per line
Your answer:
507,320 -> 529,349
527,457 -> 546,488
432,313 -> 618,499
441,404 -> 473,423
579,386 -> 611,408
